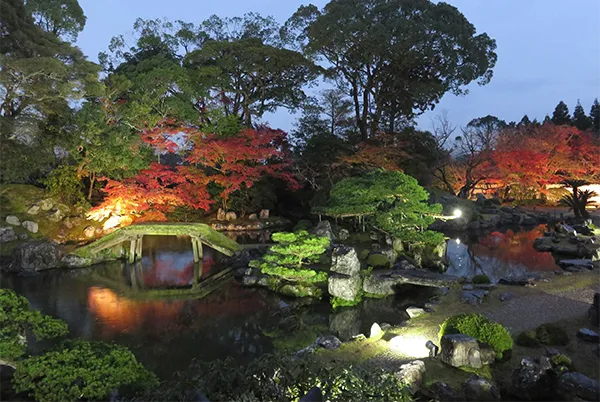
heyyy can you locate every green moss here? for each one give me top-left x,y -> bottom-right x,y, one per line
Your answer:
535,323 -> 570,346
366,253 -> 390,268
458,364 -> 493,380
439,313 -> 513,359
359,249 -> 370,261
515,330 -> 541,347
253,263 -> 327,283
331,294 -> 362,309
551,354 -> 574,371
472,274 -> 491,284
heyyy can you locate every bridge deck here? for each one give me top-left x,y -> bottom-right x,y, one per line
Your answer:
73,223 -> 240,261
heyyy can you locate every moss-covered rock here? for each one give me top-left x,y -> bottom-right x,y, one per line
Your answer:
367,253 -> 391,268
439,313 -> 513,359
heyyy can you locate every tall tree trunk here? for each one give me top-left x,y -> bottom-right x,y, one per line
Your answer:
87,173 -> 95,201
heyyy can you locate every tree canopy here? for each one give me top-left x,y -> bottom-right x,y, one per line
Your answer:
285,0 -> 497,139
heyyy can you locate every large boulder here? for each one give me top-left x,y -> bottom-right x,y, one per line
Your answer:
314,335 -> 342,350
556,372 -> 600,401
395,360 -> 426,394
0,227 -> 17,243
7,241 -> 61,273
362,273 -> 397,296
312,220 -> 335,241
259,209 -> 270,219
225,211 -> 237,221
216,208 -> 226,221
5,215 -> 20,226
330,246 -> 360,276
463,375 -> 501,401
21,221 -> 38,233
440,334 -> 495,369
510,356 -> 554,401
60,254 -> 92,268
328,274 -> 362,301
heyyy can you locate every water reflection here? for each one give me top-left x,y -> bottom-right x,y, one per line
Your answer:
446,225 -> 558,282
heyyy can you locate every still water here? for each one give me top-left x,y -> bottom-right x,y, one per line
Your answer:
446,224 -> 559,282
1,226 -> 558,379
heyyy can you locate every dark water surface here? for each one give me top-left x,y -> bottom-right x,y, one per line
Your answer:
446,224 -> 559,282
1,226 -> 557,378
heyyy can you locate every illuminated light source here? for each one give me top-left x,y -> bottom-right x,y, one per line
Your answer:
453,208 -> 463,218
388,335 -> 430,358
456,238 -> 461,245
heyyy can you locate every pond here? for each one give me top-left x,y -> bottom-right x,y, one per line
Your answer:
1,225 -> 558,379
0,235 -> 433,379
445,224 -> 559,282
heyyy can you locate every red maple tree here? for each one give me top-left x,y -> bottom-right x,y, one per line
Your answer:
89,122 -> 297,224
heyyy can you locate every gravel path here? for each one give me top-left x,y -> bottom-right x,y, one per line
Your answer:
484,286 -> 598,334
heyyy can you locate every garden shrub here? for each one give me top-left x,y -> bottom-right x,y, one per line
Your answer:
472,274 -> 491,284
249,230 -> 329,282
331,294 -> 363,309
439,313 -> 513,359
515,330 -> 541,347
13,340 -> 158,402
535,323 -> 569,346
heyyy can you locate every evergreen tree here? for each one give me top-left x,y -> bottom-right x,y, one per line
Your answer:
590,98 -> 600,132
518,114 -> 531,127
551,101 -> 570,125
572,100 -> 592,131
543,115 -> 552,124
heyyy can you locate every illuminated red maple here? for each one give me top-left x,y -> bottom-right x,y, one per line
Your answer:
90,122 -> 297,223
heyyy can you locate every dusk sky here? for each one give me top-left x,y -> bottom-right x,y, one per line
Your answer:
77,0 -> 600,132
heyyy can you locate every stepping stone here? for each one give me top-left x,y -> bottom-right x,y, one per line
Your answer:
577,328 -> 600,343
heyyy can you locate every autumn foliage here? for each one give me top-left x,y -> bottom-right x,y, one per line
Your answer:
447,123 -> 600,198
89,121 -> 297,223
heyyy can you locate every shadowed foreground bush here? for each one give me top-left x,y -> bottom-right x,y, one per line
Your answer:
439,313 -> 513,359
13,340 -> 158,402
143,354 -> 413,402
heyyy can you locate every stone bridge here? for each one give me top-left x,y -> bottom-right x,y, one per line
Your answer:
72,223 -> 240,264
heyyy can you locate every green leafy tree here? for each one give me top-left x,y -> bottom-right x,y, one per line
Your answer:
316,170 -> 443,245
590,98 -> 600,132
551,100 -> 571,125
249,230 -> 329,282
13,340 -> 158,402
0,289 -> 68,364
285,0 -> 497,139
572,99 -> 592,131
25,0 -> 86,41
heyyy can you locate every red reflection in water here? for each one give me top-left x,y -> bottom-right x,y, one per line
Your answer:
87,283 -> 269,338
141,257 -> 216,287
471,225 -> 557,271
